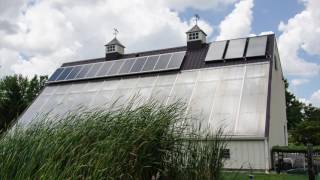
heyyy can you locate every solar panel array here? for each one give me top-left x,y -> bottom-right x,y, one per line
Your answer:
205,35 -> 268,62
48,51 -> 186,83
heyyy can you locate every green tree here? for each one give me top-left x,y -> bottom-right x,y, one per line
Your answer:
284,79 -> 304,130
292,105 -> 320,145
0,74 -> 47,133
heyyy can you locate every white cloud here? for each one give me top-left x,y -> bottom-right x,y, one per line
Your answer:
216,0 -> 254,40
164,0 -> 238,11
299,98 -> 311,105
0,0 -> 216,77
0,48 -> 22,77
310,89 -> 320,107
291,78 -> 310,87
277,0 -> 320,77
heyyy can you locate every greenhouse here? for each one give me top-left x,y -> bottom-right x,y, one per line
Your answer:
18,25 -> 287,171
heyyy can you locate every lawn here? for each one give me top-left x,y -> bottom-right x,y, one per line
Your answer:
221,172 -> 317,180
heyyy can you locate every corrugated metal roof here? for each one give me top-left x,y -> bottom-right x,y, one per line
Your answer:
60,34 -> 275,81
186,25 -> 207,36
105,37 -> 125,48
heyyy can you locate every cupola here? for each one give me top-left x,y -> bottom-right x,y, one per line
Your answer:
186,15 -> 207,50
105,29 -> 125,60
186,24 -> 207,49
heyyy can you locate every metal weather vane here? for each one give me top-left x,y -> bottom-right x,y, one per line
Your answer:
113,28 -> 119,38
194,14 -> 200,25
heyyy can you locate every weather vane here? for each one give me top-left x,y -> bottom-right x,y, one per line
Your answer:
113,28 -> 119,38
194,14 -> 200,25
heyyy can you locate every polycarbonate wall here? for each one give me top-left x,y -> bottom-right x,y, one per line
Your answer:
19,62 -> 270,136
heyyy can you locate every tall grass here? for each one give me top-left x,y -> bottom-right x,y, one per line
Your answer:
0,101 -> 228,179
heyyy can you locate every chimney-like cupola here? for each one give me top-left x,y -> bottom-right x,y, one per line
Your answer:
186,24 -> 207,50
105,37 -> 125,60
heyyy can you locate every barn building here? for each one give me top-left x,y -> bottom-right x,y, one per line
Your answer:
18,25 -> 288,171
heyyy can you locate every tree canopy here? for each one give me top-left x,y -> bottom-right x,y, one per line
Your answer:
285,79 -> 320,145
0,75 -> 47,133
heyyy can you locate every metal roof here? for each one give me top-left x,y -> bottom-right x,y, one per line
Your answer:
105,37 -> 125,48
186,25 -> 207,36
61,34 -> 275,81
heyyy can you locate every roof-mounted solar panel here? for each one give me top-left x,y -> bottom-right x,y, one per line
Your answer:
85,63 -> 103,78
56,67 -> 73,81
107,59 -> 124,75
130,57 -> 147,73
225,38 -> 246,59
167,51 -> 185,69
246,36 -> 268,57
154,54 -> 172,70
48,68 -> 64,81
205,40 -> 227,62
66,66 -> 82,80
142,55 -> 159,72
48,51 -> 186,84
96,61 -> 113,77
119,58 -> 136,74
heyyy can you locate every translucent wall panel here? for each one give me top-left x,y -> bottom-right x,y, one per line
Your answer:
210,80 -> 242,133
19,62 -> 270,137
236,63 -> 269,136
150,74 -> 176,104
187,81 -> 217,130
205,40 -> 227,61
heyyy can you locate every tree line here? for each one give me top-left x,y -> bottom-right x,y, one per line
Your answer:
0,75 -> 47,133
284,80 -> 320,145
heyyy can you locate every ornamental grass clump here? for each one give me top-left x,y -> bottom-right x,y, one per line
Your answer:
0,101 -> 228,179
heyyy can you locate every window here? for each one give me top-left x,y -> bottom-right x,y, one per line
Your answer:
106,45 -> 115,53
222,149 -> 230,159
188,32 -> 199,40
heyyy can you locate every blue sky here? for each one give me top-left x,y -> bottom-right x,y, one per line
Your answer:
0,0 -> 319,106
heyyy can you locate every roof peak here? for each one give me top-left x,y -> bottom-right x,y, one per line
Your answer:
105,37 -> 125,48
186,25 -> 207,36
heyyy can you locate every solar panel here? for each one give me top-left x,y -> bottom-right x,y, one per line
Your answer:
225,38 -> 247,59
48,68 -> 64,81
154,54 -> 172,70
130,57 -> 147,73
76,64 -> 92,79
205,41 -> 227,61
107,60 -> 124,75
96,61 -> 113,77
86,63 -> 103,78
48,52 -> 186,84
119,58 -> 136,74
167,52 -> 185,69
246,36 -> 267,57
142,56 -> 159,72
56,67 -> 73,81
66,66 -> 82,80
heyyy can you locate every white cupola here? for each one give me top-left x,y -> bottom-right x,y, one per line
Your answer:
105,37 -> 125,55
186,24 -> 207,44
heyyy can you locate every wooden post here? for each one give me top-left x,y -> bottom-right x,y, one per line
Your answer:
307,143 -> 315,180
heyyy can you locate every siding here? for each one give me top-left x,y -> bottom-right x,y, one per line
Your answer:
225,140 -> 267,170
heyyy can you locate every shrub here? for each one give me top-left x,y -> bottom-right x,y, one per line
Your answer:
0,101 -> 227,179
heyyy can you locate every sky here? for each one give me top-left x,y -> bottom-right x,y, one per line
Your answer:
0,0 -> 319,107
